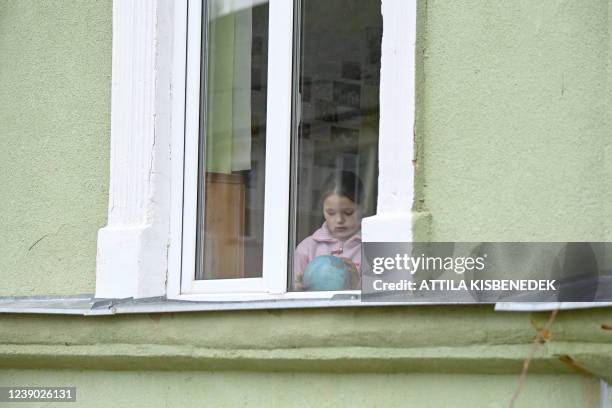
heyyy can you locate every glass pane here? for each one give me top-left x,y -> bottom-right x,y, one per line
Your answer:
196,0 -> 269,280
291,0 -> 382,291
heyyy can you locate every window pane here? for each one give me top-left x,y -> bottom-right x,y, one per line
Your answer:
291,0 -> 382,291
196,0 -> 269,280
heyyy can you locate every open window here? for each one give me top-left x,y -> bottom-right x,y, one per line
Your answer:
178,0 -> 382,299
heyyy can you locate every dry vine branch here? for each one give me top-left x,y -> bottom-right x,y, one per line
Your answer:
508,309 -> 559,408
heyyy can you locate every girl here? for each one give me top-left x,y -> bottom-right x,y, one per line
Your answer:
293,171 -> 364,291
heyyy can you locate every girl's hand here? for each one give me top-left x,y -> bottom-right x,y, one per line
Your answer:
339,257 -> 360,290
293,274 -> 305,291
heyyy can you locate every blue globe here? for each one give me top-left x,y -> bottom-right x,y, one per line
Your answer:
303,255 -> 349,291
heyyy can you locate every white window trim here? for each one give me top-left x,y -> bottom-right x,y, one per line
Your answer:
96,0 -> 177,299
361,0 -> 416,243
95,0 -> 418,301
175,0 -> 294,298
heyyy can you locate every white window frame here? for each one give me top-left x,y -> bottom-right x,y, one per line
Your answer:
175,0 -> 293,299
95,0 -> 417,302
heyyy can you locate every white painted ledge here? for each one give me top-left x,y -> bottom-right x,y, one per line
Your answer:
362,213 -> 413,242
362,0 -> 417,244
96,226 -> 170,298
96,0 -> 178,299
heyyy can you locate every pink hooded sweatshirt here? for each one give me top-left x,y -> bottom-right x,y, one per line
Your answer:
293,222 -> 361,290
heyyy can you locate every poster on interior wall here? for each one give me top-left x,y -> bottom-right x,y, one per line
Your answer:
365,26 -> 382,65
363,26 -> 382,86
310,123 -> 331,141
251,67 -> 262,91
331,126 -> 359,154
301,76 -> 312,102
299,123 -> 311,140
312,79 -> 333,101
313,142 -> 337,168
314,99 -> 337,122
333,81 -> 361,109
252,35 -> 263,56
341,61 -> 361,81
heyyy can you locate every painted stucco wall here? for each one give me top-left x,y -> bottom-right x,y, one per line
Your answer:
0,307 -> 609,407
0,1 -> 608,292
414,0 -> 610,242
0,0 -> 111,296
1,0 -> 611,407
0,369 -> 601,408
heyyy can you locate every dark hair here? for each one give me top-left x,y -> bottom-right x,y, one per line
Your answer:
320,170 -> 365,206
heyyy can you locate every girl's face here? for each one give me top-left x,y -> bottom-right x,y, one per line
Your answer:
323,194 -> 361,240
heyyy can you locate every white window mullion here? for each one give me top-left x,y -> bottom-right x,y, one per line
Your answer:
181,0 -> 270,294
261,0 -> 295,294
179,0 -> 293,296
167,0 -> 189,299
180,0 -> 204,294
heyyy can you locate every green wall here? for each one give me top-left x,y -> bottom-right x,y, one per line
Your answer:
0,0 -> 111,296
0,1 -> 611,407
415,0 -> 609,242
0,370 -> 600,408
0,0 -> 608,288
0,307 -> 610,407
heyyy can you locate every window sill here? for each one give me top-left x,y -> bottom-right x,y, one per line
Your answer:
3,293 -> 487,315
1,294 -> 612,315
1,301 -> 612,384
0,294 -> 373,315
